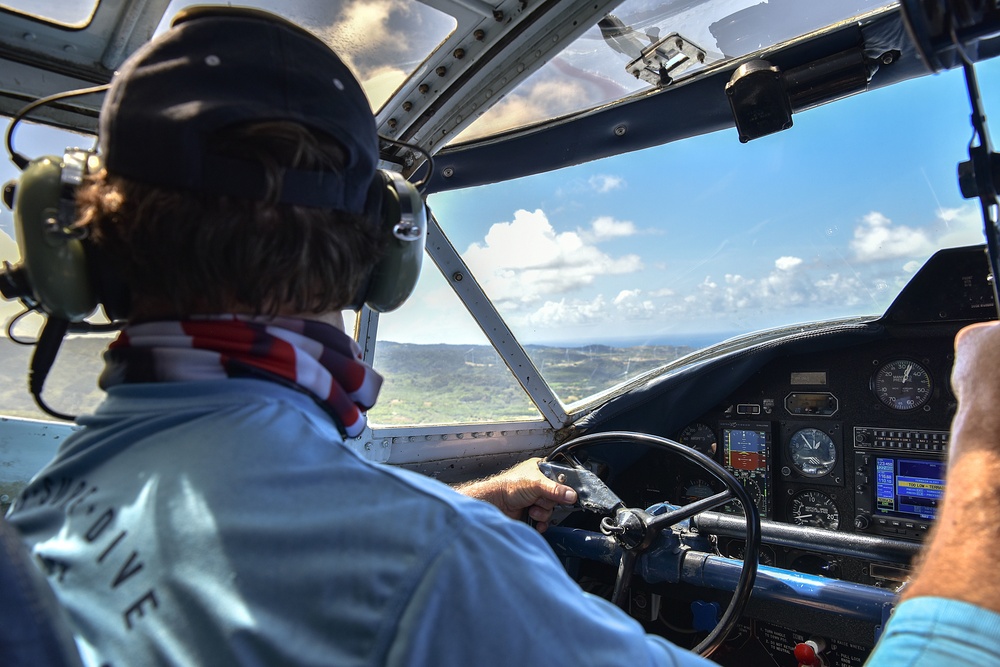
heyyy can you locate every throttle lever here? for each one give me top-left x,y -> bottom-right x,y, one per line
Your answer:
538,461 -> 626,515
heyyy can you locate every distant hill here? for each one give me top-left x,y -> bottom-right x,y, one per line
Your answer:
0,336 -> 694,424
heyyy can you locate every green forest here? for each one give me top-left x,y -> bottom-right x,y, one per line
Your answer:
0,336 -> 695,424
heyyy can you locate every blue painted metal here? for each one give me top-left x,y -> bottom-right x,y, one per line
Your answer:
544,525 -> 898,625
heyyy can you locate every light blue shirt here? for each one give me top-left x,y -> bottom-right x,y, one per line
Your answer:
866,596 -> 1000,665
8,379 -> 707,666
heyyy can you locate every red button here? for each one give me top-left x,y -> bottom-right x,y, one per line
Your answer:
794,642 -> 818,666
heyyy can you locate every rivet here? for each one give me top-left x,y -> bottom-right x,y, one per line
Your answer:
453,271 -> 464,281
614,125 -> 627,136
436,66 -> 447,77
205,54 -> 221,66
22,32 -> 36,41
402,101 -> 413,111
418,83 -> 430,94
442,167 -> 454,177
474,29 -> 486,41
387,118 -> 398,129
453,48 -> 466,59
493,9 -> 504,21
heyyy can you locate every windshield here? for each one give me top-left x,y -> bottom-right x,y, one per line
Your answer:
377,59 -> 996,414
455,0 -> 897,142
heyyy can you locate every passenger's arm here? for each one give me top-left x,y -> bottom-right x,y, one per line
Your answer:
899,320 -> 1000,611
454,457 -> 577,533
866,321 -> 1000,665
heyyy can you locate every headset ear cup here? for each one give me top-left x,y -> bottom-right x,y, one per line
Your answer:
10,155 -> 97,321
360,171 -> 426,313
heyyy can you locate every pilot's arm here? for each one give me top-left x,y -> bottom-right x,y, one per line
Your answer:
454,457 -> 578,533
867,321 -> 1000,664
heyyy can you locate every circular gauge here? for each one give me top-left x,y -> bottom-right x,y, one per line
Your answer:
872,359 -> 932,411
680,478 -> 716,505
678,422 -> 717,456
789,490 -> 840,530
724,476 -> 763,516
726,541 -> 775,566
787,428 -> 837,478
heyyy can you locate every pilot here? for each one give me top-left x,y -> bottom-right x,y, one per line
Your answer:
6,6 -> 1000,667
5,7 -> 612,667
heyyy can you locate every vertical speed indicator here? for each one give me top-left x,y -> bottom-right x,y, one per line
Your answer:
872,359 -> 932,411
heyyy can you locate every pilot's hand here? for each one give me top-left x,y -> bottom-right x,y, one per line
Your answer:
950,321 -> 1000,462
455,457 -> 577,533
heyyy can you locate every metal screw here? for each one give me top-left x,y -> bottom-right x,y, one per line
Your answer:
614,125 -> 627,136
402,101 -> 413,111
453,48 -> 466,59
493,9 -> 504,21
436,66 -> 447,77
557,473 -> 566,484
453,272 -> 464,282
387,118 -> 398,129
442,167 -> 455,178
418,83 -> 430,94
474,29 -> 486,41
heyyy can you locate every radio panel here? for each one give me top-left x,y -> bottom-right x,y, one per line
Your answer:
853,427 -> 948,540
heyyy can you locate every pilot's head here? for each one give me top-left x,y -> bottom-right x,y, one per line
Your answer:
76,7 -> 386,320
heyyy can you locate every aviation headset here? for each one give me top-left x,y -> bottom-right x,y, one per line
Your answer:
4,151 -> 428,323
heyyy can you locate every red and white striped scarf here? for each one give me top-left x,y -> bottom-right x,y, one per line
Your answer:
99,316 -> 382,438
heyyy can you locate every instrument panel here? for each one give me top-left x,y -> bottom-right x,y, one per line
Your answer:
641,333 -> 958,586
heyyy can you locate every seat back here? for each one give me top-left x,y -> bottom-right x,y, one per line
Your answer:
0,516 -> 84,667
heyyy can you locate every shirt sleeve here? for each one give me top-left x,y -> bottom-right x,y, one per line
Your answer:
866,596 -> 1000,666
386,511 -> 717,667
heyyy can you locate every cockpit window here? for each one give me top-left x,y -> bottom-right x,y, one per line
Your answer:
0,0 -> 99,28
454,0 -> 897,142
369,266 -> 542,426
431,60 -> 994,405
161,0 -> 457,111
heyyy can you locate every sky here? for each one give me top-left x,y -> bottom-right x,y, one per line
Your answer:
1,3 -> 998,349
373,57 -> 1000,346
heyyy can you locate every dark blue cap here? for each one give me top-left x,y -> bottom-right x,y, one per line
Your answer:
99,7 -> 378,213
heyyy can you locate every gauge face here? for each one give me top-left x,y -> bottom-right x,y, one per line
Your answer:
787,428 -> 837,477
726,541 -> 775,566
790,490 -> 840,530
680,478 -> 716,505
872,359 -> 932,411
678,422 -> 717,456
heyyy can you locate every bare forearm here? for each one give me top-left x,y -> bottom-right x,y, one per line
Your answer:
902,437 -> 1000,611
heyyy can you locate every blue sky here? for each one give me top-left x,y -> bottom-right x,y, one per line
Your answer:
375,58 -> 1000,346
2,57 -> 998,347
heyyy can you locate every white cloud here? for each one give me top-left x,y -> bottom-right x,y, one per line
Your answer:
775,256 -> 802,271
457,79 -> 591,140
589,175 -> 625,193
613,289 -> 640,305
587,216 -> 636,241
850,211 -> 936,262
525,296 -> 608,328
462,209 -> 642,307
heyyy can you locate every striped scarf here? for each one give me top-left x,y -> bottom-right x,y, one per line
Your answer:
99,316 -> 382,438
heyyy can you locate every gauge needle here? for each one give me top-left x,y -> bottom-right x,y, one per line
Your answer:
795,514 -> 813,520
902,363 -> 912,383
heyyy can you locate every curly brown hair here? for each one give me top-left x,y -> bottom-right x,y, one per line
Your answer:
75,121 -> 386,320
